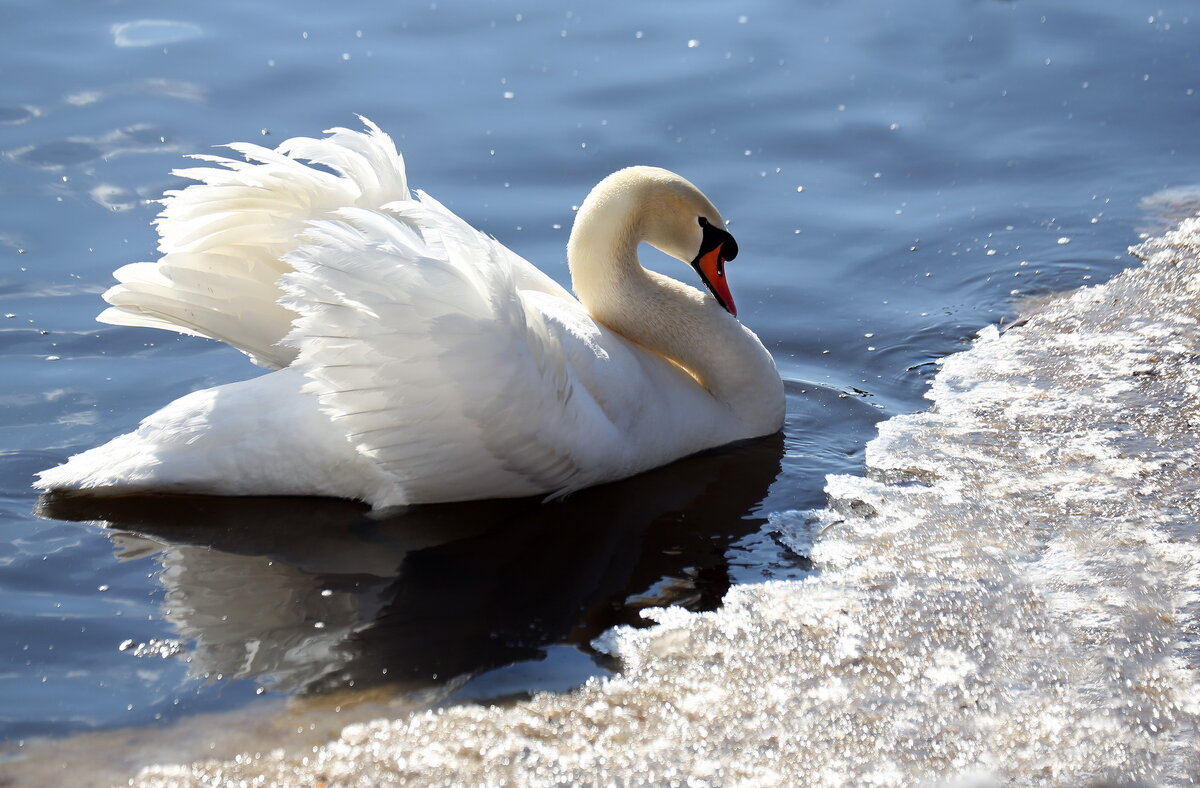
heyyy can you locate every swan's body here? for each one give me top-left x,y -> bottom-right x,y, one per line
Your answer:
36,120 -> 784,508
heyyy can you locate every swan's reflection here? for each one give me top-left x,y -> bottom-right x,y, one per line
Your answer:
38,433 -> 783,700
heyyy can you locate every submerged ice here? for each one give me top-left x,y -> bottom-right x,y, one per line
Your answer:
137,220 -> 1200,786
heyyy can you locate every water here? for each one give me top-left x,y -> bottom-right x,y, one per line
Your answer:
1,0 -> 1197,783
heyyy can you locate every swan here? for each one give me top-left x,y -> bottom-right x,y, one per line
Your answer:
35,119 -> 784,508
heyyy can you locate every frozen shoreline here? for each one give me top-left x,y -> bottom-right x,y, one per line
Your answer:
136,220 -> 1200,786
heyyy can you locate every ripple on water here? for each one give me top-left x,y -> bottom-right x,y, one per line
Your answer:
0,105 -> 39,125
111,21 -> 203,48
12,140 -> 103,167
10,126 -> 180,169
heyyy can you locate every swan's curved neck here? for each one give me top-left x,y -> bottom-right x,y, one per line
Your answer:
566,184 -> 644,315
567,179 -> 781,431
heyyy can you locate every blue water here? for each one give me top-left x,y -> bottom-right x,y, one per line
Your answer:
1,0 -> 1196,762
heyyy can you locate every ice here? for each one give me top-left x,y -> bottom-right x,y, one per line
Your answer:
135,219 -> 1200,785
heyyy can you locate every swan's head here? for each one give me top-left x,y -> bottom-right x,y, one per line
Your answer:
571,166 -> 741,316
633,167 -> 740,317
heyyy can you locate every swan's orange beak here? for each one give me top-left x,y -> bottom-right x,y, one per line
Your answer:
691,218 -> 739,317
693,245 -> 737,317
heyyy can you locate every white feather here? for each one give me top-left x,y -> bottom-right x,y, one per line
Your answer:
98,117 -> 409,369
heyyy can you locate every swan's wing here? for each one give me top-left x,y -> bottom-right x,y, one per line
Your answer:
277,197 -> 631,505
97,119 -> 419,369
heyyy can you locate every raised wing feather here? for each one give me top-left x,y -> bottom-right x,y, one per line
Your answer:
278,198 -> 626,503
98,118 -> 411,369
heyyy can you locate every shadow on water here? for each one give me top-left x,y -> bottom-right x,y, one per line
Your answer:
36,433 -> 785,705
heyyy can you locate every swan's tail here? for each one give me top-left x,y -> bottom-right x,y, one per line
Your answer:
98,117 -> 410,369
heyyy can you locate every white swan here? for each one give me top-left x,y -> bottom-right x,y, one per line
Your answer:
35,119 -> 784,508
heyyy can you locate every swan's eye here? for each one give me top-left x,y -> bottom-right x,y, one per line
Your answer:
698,216 -> 709,228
